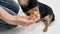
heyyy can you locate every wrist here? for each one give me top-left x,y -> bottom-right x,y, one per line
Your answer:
5,16 -> 17,25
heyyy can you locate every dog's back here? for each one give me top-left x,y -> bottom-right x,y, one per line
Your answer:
37,2 -> 55,22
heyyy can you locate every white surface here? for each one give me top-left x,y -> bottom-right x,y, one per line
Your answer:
0,0 -> 60,34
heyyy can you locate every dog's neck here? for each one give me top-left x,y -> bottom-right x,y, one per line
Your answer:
18,0 -> 29,6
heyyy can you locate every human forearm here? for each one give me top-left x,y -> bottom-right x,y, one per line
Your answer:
0,7 -> 16,22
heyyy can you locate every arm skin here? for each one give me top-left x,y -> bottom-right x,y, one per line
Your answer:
0,7 -> 17,25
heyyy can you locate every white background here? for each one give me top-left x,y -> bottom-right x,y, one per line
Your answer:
0,0 -> 60,34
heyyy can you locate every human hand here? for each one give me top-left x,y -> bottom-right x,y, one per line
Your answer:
14,16 -> 36,26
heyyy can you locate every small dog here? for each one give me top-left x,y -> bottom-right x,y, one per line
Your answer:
18,0 -> 55,32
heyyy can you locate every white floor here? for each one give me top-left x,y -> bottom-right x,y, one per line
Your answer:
0,0 -> 60,34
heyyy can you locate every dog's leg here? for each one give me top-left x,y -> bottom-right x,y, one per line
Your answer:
28,7 -> 40,22
43,15 -> 51,32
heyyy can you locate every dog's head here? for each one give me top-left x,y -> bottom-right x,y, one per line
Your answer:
18,0 -> 29,6
18,0 -> 37,6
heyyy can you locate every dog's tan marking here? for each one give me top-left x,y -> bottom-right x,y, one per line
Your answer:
43,15 -> 52,32
18,0 -> 29,6
28,7 -> 40,21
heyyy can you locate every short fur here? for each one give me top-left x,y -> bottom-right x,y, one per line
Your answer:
18,0 -> 55,32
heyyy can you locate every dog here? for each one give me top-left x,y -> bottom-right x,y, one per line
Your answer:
18,0 -> 55,32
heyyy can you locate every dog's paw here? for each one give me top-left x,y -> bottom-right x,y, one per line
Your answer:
43,28 -> 48,32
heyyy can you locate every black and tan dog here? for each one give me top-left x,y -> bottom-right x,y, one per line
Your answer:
18,0 -> 55,32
